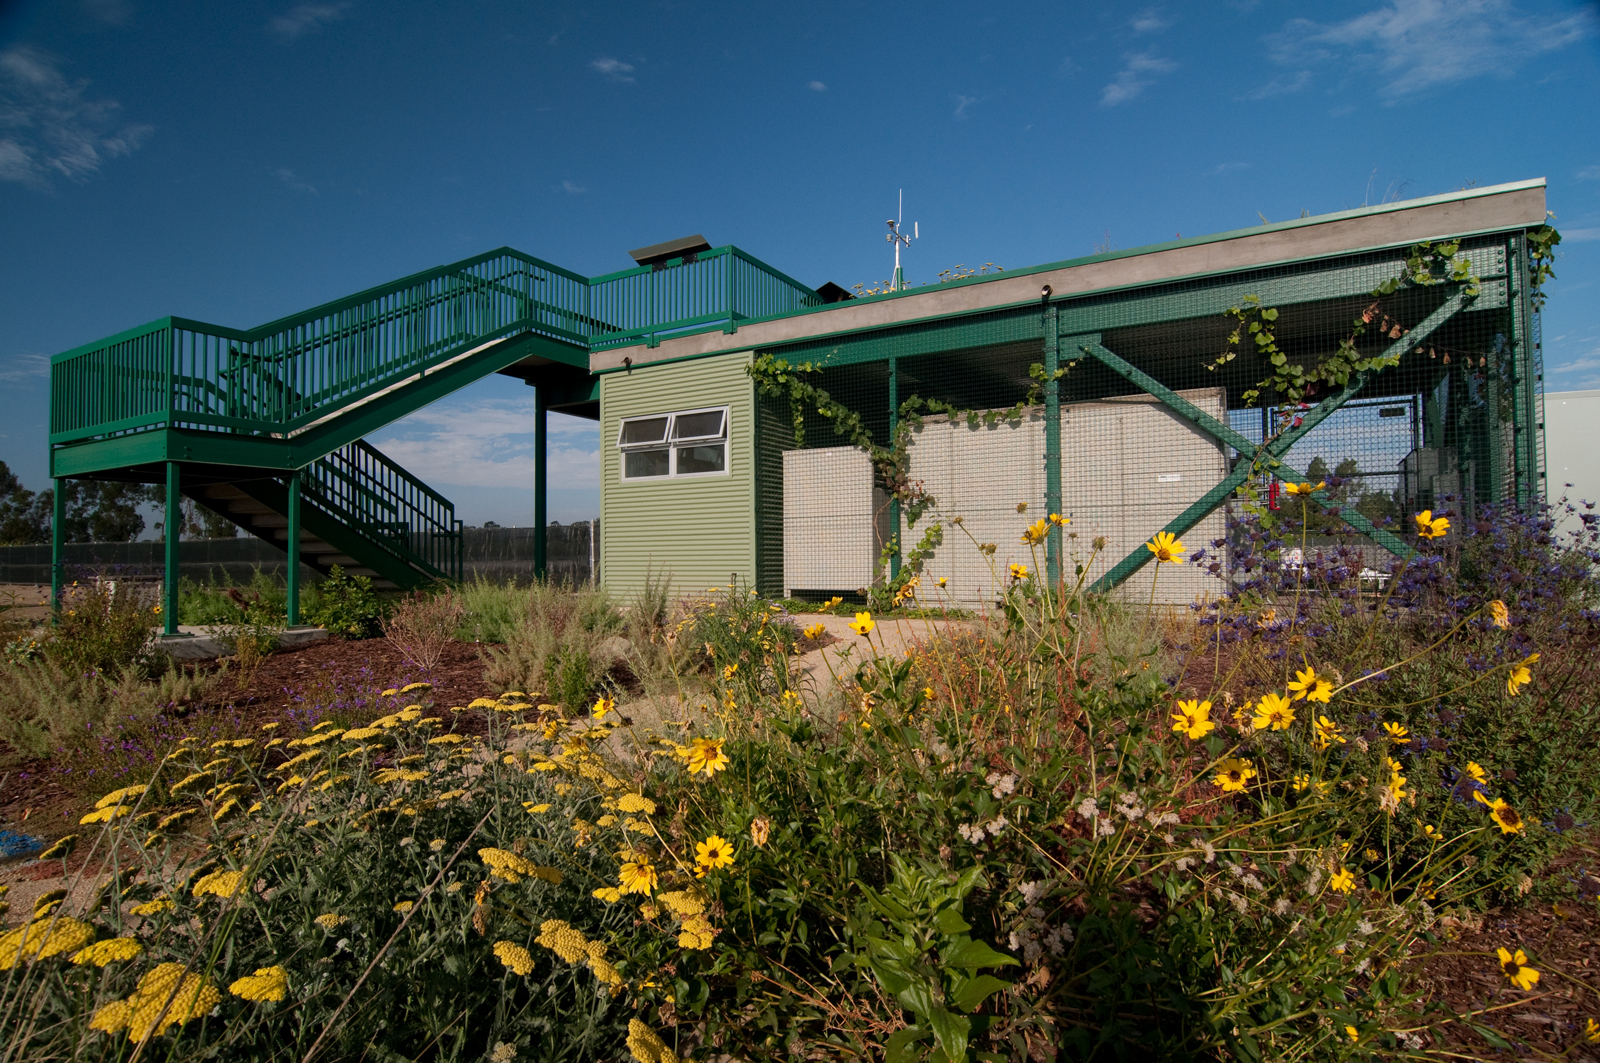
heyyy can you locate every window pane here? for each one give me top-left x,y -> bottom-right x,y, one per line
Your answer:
624,449 -> 670,478
620,417 -> 669,445
671,410 -> 725,440
676,443 -> 726,475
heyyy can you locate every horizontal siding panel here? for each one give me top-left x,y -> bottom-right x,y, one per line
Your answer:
600,353 -> 755,599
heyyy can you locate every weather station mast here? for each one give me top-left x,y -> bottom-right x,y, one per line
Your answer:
886,190 -> 917,291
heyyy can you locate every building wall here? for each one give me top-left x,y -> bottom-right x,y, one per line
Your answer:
598,352 -> 755,600
1544,389 -> 1600,536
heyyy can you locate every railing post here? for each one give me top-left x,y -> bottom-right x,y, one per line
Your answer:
286,470 -> 301,626
534,386 -> 548,581
51,477 -> 65,615
1044,301 -> 1061,587
164,461 -> 180,637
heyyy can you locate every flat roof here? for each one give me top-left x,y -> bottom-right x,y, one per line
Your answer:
592,177 -> 1547,374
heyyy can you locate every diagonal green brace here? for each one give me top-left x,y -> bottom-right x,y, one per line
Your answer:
1085,288 -> 1471,593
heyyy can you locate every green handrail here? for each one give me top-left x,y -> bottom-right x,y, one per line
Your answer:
300,439 -> 463,581
50,245 -> 822,447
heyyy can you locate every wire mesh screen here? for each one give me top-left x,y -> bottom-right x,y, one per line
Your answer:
753,232 -> 1539,607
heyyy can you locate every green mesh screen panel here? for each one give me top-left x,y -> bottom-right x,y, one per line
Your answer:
751,233 -> 1541,606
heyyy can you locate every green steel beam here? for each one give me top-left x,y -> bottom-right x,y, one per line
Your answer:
888,354 -> 901,580
286,470 -> 301,626
1087,287 -> 1472,593
1043,309 -> 1062,585
164,461 -> 180,636
51,478 -> 64,612
534,386 -> 548,580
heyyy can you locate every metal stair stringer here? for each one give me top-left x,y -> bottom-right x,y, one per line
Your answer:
189,441 -> 464,591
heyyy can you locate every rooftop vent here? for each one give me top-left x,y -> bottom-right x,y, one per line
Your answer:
815,281 -> 855,303
628,234 -> 713,270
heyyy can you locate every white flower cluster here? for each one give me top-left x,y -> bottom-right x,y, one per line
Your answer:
957,816 -> 1009,844
987,771 -> 1019,799
1008,880 -> 1074,965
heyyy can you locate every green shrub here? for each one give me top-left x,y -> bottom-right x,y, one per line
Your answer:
454,576 -> 527,644
483,580 -> 627,709
48,580 -> 161,676
178,569 -> 290,626
307,565 -> 387,639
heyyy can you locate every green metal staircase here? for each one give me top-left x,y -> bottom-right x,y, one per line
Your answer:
48,242 -> 823,612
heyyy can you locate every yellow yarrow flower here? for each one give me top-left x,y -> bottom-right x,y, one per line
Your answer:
191,870 -> 246,900
535,919 -> 590,963
1145,531 -> 1186,564
229,965 -> 289,1003
71,937 -> 143,967
493,940 -> 536,976
1170,699 -> 1215,740
0,917 -> 95,969
616,792 -> 656,815
90,963 -> 219,1041
627,1018 -> 677,1063
1497,947 -> 1539,990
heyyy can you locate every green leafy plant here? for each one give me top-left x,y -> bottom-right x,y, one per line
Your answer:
851,859 -> 1019,1063
307,565 -> 386,639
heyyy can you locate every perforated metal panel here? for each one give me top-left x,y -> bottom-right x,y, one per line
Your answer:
782,447 -> 889,596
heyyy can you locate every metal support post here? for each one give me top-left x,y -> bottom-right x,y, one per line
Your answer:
887,355 -> 900,581
534,386 -> 549,580
286,471 -> 301,626
1043,303 -> 1061,587
50,478 -> 64,614
164,462 -> 180,636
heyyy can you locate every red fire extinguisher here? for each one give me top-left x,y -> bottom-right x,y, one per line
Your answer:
1268,480 -> 1281,511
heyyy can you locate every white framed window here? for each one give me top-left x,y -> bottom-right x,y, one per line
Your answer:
617,406 -> 730,480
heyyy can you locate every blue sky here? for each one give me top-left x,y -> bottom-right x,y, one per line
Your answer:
2,0 -> 1597,529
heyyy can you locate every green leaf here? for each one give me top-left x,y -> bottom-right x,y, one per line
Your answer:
933,907 -> 972,937
885,1025 -> 931,1063
941,938 -> 1020,970
950,973 -> 1012,1013
927,1007 -> 971,1061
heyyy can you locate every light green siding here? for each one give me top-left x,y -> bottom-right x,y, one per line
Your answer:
600,353 -> 756,599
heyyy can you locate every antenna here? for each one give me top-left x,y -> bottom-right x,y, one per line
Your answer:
885,188 -> 918,292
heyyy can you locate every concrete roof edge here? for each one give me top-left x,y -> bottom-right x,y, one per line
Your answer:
589,177 -> 1548,374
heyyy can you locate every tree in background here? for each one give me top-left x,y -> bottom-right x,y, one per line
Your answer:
0,461 -> 50,544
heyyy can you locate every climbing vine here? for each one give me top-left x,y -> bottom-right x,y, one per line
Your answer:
1208,239 -> 1485,406
1527,224 -> 1560,311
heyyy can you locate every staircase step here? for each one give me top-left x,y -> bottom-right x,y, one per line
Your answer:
317,555 -> 361,568
228,500 -> 277,516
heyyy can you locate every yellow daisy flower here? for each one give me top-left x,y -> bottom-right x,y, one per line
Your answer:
1145,531 -> 1186,564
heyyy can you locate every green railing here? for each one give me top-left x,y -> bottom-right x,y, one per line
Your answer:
301,439 -> 463,580
51,245 -> 820,447
587,247 -> 823,348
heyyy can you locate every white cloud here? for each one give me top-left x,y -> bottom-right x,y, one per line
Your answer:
0,353 -> 48,383
952,94 -> 978,119
1577,164 -> 1600,181
1099,50 -> 1175,106
591,58 -> 635,83
1268,0 -> 1595,98
1209,161 -> 1249,175
1131,10 -> 1170,33
270,3 -> 352,40
807,80 -> 827,92
561,180 -> 586,194
1562,228 -> 1600,241
1240,70 -> 1312,100
273,167 -> 316,193
371,401 -> 599,491
0,47 -> 152,187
